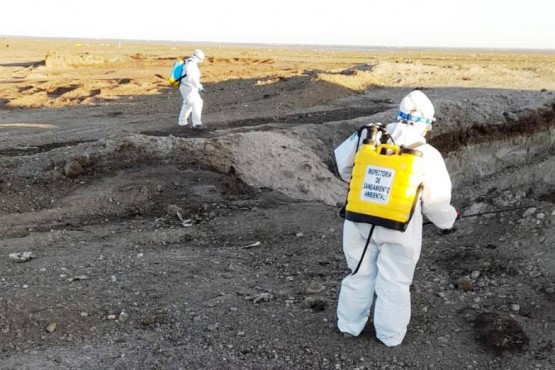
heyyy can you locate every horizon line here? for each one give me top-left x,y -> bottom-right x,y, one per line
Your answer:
2,35 -> 554,54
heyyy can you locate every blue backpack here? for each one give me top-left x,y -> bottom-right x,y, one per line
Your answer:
168,59 -> 187,87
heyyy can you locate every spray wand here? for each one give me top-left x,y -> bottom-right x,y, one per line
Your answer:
424,205 -> 534,227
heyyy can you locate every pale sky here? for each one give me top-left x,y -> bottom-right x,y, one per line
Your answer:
1,0 -> 554,50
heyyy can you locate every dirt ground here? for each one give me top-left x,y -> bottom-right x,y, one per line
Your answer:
0,37 -> 554,370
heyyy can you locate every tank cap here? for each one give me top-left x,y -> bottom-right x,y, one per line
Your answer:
400,147 -> 423,157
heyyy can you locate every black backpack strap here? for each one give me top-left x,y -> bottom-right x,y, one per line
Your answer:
177,59 -> 188,82
177,73 -> 187,82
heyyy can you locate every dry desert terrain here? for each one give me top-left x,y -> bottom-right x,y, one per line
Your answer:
0,38 -> 554,369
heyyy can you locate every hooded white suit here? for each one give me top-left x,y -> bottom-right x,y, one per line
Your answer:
335,105 -> 457,346
178,53 -> 204,127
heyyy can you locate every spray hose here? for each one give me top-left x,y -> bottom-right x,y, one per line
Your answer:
348,205 -> 533,275
423,205 -> 533,226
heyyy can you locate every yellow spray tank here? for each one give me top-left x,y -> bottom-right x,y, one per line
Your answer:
345,125 -> 424,231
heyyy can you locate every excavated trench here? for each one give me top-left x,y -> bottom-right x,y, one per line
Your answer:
0,98 -> 553,229
140,106 -> 389,139
442,106 -> 554,202
430,105 -> 554,154
0,139 -> 95,157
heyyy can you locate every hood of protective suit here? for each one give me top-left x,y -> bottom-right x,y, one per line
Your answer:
386,121 -> 427,148
191,49 -> 205,63
397,90 -> 435,124
189,56 -> 201,64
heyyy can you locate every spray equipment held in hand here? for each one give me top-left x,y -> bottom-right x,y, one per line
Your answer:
344,123 -> 424,232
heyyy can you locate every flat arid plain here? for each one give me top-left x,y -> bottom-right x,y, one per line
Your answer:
0,37 -> 554,369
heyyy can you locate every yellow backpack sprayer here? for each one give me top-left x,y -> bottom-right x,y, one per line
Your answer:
344,123 -> 424,232
342,123 -> 425,275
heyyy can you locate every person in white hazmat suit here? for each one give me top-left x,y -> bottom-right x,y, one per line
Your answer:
335,90 -> 458,346
178,49 -> 205,129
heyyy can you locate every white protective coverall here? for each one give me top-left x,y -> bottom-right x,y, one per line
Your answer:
336,120 -> 457,346
178,54 -> 204,127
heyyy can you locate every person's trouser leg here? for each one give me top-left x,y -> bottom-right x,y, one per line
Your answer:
373,242 -> 419,346
178,85 -> 193,126
191,93 -> 204,127
337,221 -> 378,336
178,99 -> 192,126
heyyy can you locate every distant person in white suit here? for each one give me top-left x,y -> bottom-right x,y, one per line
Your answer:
178,49 -> 205,129
335,90 -> 459,346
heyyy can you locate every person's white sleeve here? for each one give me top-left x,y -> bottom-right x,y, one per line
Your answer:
421,146 -> 457,229
333,131 -> 360,182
